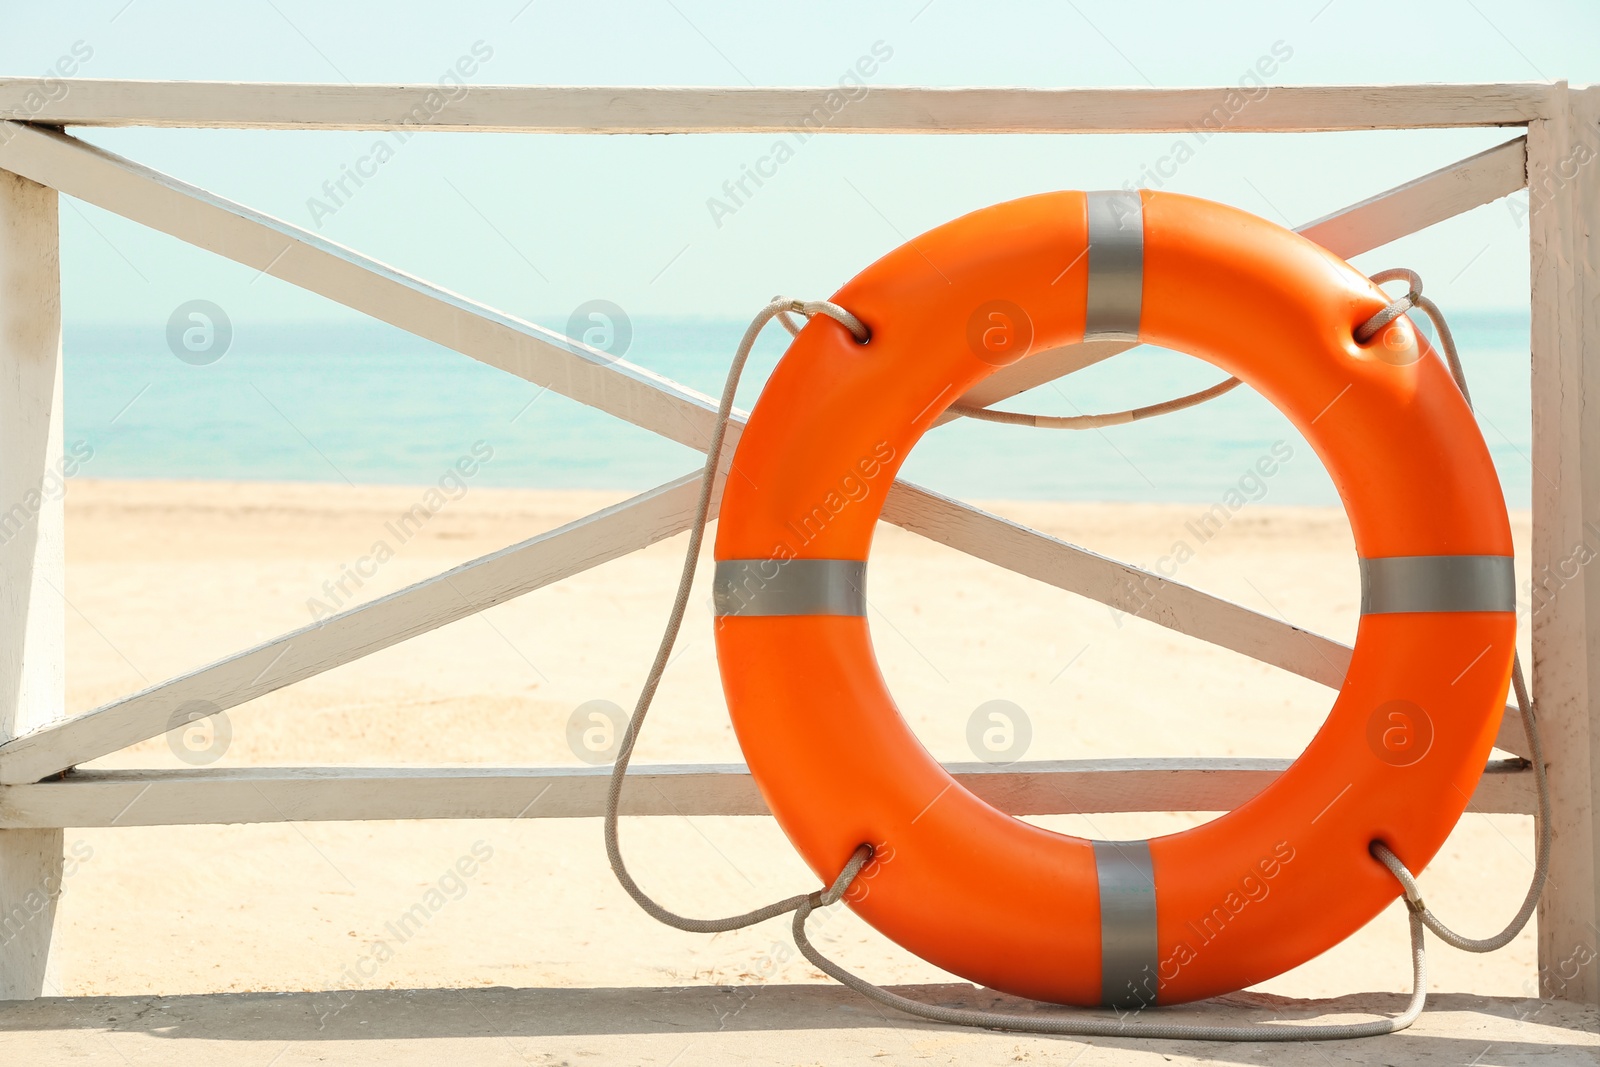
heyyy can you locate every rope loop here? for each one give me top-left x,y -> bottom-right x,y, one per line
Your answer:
815,843 -> 875,907
1355,268 -> 1424,343
776,296 -> 870,343
1372,843 -> 1428,912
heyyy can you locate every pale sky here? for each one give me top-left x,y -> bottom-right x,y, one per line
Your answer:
5,0 -> 1598,329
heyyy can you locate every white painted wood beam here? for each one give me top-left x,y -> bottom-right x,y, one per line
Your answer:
0,82 -> 1552,133
0,167 -> 66,1000
1528,82 -> 1600,1005
0,758 -> 1535,828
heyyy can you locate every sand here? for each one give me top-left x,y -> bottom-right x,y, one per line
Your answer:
37,478 -> 1544,1009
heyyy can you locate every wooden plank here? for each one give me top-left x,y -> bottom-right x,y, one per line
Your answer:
0,175 -> 65,767
0,471 -> 1526,784
1529,83 -> 1600,1005
0,168 -> 65,999
1297,135 -> 1529,258
880,480 -> 1529,758
883,485 -> 1352,691
0,122 -> 728,453
0,82 -> 1551,133
1580,82 -> 1600,1013
0,474 -> 707,786
945,138 -> 1528,419
0,758 -> 1535,828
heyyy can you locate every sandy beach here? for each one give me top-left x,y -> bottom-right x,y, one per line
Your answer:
43,477 -> 1538,1006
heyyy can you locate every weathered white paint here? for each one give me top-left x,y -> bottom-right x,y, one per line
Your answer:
0,758 -> 1534,828
1529,83 -> 1600,1005
0,81 -> 1552,133
0,169 -> 64,1000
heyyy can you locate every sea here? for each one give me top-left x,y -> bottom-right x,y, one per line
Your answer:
63,311 -> 1535,510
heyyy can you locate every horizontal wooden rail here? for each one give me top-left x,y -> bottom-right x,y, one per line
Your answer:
0,758 -> 1536,827
0,82 -> 1554,133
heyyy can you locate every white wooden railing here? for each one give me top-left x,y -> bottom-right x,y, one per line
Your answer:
0,79 -> 1592,1007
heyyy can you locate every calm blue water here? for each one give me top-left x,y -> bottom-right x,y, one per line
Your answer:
64,311 -> 1534,508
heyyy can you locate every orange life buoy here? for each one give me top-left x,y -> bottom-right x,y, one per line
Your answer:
711,190 -> 1515,1008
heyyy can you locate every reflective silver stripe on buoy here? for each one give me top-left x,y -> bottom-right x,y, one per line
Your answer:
1093,838 -> 1159,1009
712,559 -> 867,617
1084,190 -> 1144,342
1359,555 -> 1516,615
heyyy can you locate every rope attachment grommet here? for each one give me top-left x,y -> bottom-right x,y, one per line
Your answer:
1354,267 -> 1424,344
775,296 -> 871,344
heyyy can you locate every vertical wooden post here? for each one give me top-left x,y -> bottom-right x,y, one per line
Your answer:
1575,82 -> 1600,1008
1529,81 -> 1600,1005
0,168 -> 66,1001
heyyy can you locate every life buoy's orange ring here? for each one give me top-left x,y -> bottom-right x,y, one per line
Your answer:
710,190 -> 1515,1008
